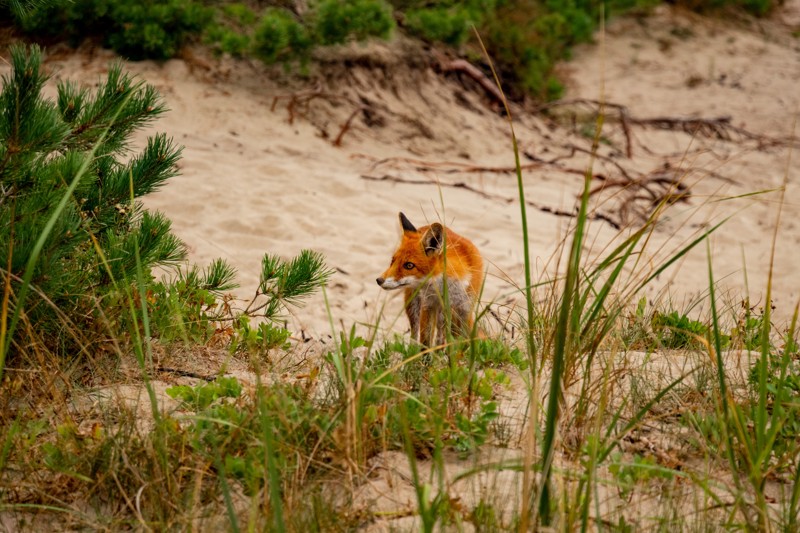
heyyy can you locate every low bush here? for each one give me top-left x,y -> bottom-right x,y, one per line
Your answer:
314,0 -> 395,45
9,0 -> 212,59
405,5 -> 473,46
252,8 -> 312,65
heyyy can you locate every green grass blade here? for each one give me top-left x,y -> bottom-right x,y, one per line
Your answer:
640,218 -> 728,289
471,27 -> 536,376
706,242 -> 747,497
260,390 -> 286,532
214,450 -> 241,533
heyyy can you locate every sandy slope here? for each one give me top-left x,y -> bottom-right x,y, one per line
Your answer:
11,3 -> 800,339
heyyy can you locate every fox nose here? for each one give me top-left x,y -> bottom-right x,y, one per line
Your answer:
376,277 -> 384,286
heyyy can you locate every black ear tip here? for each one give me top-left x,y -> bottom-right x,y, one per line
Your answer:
399,212 -> 417,233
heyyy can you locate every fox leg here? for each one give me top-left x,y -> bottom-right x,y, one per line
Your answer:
435,309 -> 446,347
419,307 -> 435,348
404,289 -> 421,343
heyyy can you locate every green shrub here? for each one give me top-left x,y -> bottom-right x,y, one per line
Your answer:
405,6 -> 472,46
253,8 -> 312,64
146,259 -> 238,344
206,24 -> 252,57
205,3 -> 258,57
314,0 -> 395,45
0,45 -> 185,366
107,0 -> 211,59
9,0 -> 211,59
221,2 -> 257,26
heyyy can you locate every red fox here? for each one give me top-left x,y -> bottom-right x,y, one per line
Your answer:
376,212 -> 484,347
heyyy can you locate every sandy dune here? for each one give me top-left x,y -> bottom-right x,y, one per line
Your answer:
20,3 -> 800,338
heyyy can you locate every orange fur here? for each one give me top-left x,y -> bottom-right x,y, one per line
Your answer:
376,212 -> 483,346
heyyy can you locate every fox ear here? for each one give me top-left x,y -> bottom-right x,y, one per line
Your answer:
422,223 -> 444,256
399,212 -> 417,233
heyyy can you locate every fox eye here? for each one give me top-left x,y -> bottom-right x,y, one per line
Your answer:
403,262 -> 415,270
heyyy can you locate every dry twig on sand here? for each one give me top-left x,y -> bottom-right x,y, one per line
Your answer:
360,173 -> 623,230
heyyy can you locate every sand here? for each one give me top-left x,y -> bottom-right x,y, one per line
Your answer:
8,2 -> 800,339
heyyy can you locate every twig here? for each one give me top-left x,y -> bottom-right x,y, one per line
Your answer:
358,154 -> 610,181
360,174 -> 622,230
156,367 -> 215,382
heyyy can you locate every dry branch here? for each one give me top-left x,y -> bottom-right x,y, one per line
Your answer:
360,174 -> 622,230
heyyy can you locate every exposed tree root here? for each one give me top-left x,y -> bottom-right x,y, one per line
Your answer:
439,59 -> 507,108
535,98 -> 799,155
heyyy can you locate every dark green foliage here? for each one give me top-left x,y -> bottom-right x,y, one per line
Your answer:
405,6 -> 472,46
676,0 -> 777,16
0,44 -> 185,360
314,0 -> 395,45
8,0 -> 211,59
205,4 -> 257,58
109,0 -> 211,59
252,8 -> 312,64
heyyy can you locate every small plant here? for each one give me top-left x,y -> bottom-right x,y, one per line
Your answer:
232,318 -> 292,354
146,259 -> 238,344
166,375 -> 242,410
468,337 -> 528,370
608,452 -> 675,501
651,310 -> 710,349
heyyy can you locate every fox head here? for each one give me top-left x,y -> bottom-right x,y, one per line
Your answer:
376,212 -> 444,290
